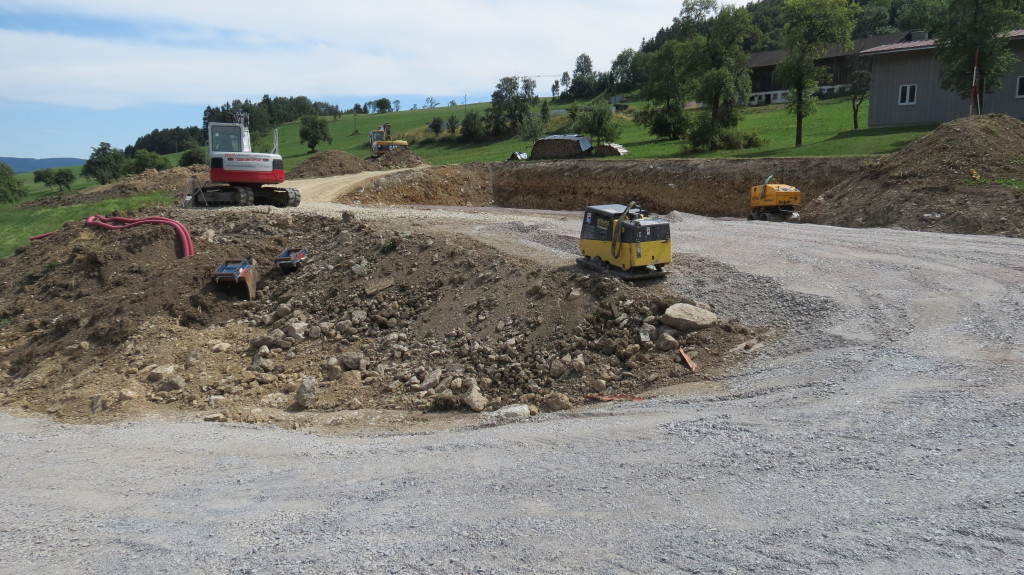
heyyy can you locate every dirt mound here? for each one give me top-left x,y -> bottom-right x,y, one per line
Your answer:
288,150 -> 375,179
802,114 -> 1024,237
348,164 -> 493,206
0,207 -> 758,430
23,165 -> 205,208
369,147 -> 429,169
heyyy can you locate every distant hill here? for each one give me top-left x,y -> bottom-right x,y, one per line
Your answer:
1,157 -> 86,173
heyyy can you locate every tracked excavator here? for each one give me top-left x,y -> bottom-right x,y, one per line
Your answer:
184,114 -> 300,208
576,202 -> 671,280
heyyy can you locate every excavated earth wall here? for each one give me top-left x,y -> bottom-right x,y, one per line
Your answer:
490,157 -> 866,217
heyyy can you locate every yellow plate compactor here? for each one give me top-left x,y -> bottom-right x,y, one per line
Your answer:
577,202 -> 671,280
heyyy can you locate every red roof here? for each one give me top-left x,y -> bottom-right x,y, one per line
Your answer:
862,29 -> 1024,56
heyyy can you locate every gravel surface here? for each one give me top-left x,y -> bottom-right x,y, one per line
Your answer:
2,206 -> 1023,574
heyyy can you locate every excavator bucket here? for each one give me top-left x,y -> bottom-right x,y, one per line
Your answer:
274,247 -> 308,271
212,258 -> 258,299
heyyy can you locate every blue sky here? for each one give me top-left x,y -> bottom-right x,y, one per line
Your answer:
0,0 -> 746,159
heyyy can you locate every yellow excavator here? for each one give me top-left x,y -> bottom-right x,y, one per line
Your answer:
749,175 -> 801,221
577,202 -> 671,280
369,123 -> 409,156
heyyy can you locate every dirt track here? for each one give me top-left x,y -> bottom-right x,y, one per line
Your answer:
1,202 -> 1023,573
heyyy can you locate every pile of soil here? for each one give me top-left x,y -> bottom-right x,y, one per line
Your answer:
802,114 -> 1024,236
0,208 -> 759,430
349,164 -> 493,206
287,150 -> 375,179
370,147 -> 428,169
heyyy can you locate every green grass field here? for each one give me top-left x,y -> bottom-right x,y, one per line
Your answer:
1,95 -> 938,258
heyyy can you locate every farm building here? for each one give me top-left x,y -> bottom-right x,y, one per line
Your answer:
862,30 -> 1024,126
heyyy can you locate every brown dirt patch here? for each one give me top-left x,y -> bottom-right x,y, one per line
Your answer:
22,165 -> 206,208
0,208 -> 758,430
801,114 -> 1024,236
287,150 -> 376,179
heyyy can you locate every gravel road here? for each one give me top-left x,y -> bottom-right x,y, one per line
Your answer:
2,206 -> 1023,574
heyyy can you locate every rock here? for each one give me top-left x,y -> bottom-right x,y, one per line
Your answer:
339,350 -> 365,371
147,365 -> 176,383
346,398 -> 363,410
364,277 -> 395,296
462,386 -> 488,412
284,322 -> 308,339
275,304 -> 292,319
549,358 -> 569,379
541,392 -> 573,412
655,332 -> 680,351
323,363 -> 344,381
589,379 -> 608,393
207,395 -> 226,407
295,377 -> 319,408
488,404 -> 531,420
210,341 -> 232,353
660,303 -> 718,332
350,310 -> 368,325
203,413 -> 228,422
308,325 -> 322,339
157,375 -> 184,392
118,389 -> 138,401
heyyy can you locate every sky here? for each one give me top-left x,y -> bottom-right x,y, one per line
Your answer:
0,0 -> 748,159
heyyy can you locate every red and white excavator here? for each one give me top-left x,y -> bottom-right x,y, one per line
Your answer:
184,114 -> 300,208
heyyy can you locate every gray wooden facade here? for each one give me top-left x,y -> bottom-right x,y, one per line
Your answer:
864,32 -> 1024,127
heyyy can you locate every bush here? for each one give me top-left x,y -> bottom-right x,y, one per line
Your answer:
688,113 -> 767,152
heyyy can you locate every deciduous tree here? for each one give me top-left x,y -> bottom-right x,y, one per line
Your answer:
776,0 -> 858,146
299,116 -> 332,153
82,142 -> 132,184
934,0 -> 1024,113
0,162 -> 26,203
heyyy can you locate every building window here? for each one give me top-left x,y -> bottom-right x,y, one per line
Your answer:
1017,76 -> 1024,98
899,84 -> 917,105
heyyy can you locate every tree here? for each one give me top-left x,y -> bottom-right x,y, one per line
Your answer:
132,149 -> 169,173
686,2 -> 756,136
447,115 -> 461,135
575,105 -> 622,144
373,97 -> 393,113
82,142 -> 132,184
633,39 -> 692,140
776,0 -> 858,146
428,117 -> 445,137
425,97 -> 439,109
849,65 -> 871,129
449,100 -> 458,107
34,168 -> 57,190
460,110 -> 485,141
52,168 -> 75,193
487,76 -> 538,137
610,48 -> 639,92
0,162 -> 25,203
934,0 -> 1024,113
179,145 -> 207,167
299,115 -> 332,152
393,100 -> 401,112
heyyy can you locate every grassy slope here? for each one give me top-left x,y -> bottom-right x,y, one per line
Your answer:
1,96 -> 937,257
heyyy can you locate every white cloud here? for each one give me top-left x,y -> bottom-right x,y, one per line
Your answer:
1,0 -> 684,110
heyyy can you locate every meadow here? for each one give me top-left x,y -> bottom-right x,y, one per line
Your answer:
3,96 -> 937,257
